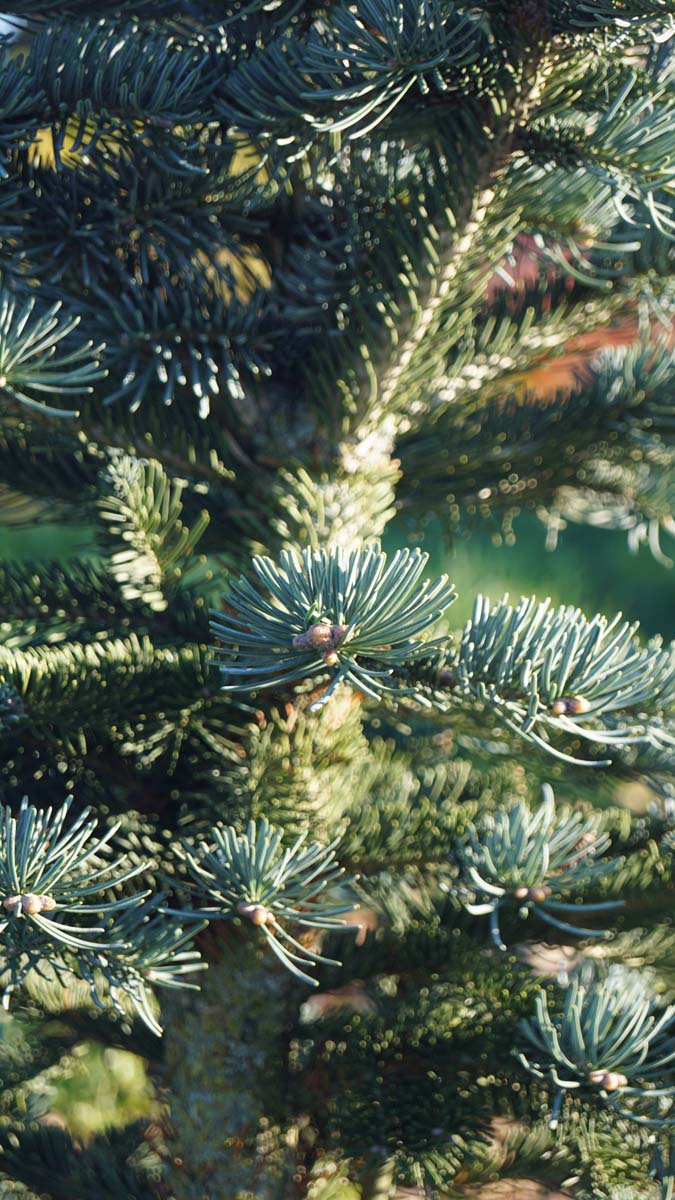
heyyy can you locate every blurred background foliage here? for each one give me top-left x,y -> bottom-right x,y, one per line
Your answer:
29,1043 -> 157,1140
2,506 -> 671,636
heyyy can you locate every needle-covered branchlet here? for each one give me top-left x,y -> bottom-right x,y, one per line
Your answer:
212,545 -> 456,708
0,796 -> 203,1033
452,594 -> 675,765
174,817 -> 356,986
0,289 -> 105,417
455,785 -> 623,950
518,971 -> 675,1129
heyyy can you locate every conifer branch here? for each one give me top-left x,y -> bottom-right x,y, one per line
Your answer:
97,454 -> 212,613
212,545 -> 456,706
0,796 -> 203,1032
450,593 -> 675,765
174,817 -> 354,986
0,635 -> 212,741
400,327 -> 675,565
456,785 -> 623,949
21,19 -> 219,164
519,970 -> 675,1129
2,5 -> 675,1195
0,290 -> 105,418
270,463 -> 399,551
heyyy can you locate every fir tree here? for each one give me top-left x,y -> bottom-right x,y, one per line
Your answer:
0,2 -> 675,1198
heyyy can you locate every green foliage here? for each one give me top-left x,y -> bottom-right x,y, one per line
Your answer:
400,337 -> 675,563
212,545 -> 456,705
302,953 -> 546,1191
0,1120 -> 162,1200
3,1 -> 675,1196
456,785 -> 623,949
221,699 -> 369,834
0,291 -> 104,417
97,454 -> 212,613
0,634 -> 211,746
1,151 -> 257,295
90,276 -> 269,417
175,817 -> 354,986
218,0 -> 486,149
271,464 -> 400,550
450,592 -> 675,765
519,969 -> 675,1129
20,19 -> 218,160
0,796 -> 203,1034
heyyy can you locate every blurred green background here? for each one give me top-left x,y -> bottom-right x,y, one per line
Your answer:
393,512 -> 673,637
2,510 -> 672,636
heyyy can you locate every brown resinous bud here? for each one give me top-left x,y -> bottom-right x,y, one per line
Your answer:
3,893 -> 57,917
513,885 -> 552,903
551,696 -> 591,717
588,1069 -> 628,1092
237,900 -> 272,927
292,621 -> 349,665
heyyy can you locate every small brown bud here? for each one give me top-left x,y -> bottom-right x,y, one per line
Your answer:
513,885 -> 551,903
552,696 -> 591,716
529,885 -> 552,903
237,901 -> 271,927
293,621 -> 333,650
3,893 -> 55,916
292,621 -> 348,653
322,650 -> 339,667
588,1070 -> 627,1092
575,832 -> 596,854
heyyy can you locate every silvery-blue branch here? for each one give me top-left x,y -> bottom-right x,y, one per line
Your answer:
518,970 -> 675,1129
211,545 -> 456,707
174,817 -> 355,986
455,785 -> 623,950
0,289 -> 105,417
453,594 -> 675,765
0,796 -> 203,1031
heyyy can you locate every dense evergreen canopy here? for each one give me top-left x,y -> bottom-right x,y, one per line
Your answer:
1,1 -> 675,1197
